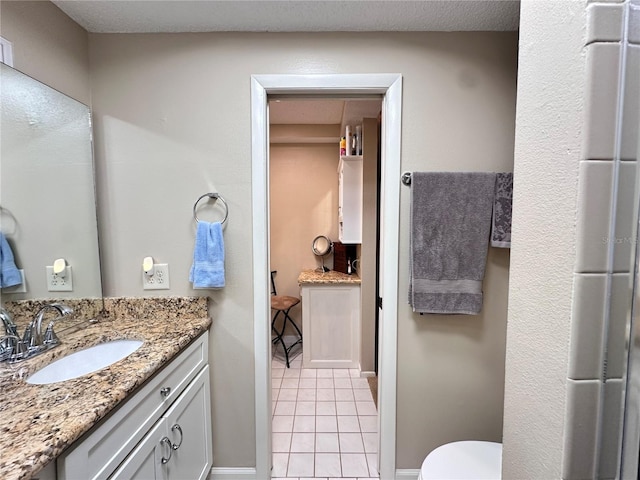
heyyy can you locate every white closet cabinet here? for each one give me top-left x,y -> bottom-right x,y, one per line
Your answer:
110,366 -> 211,480
57,333 -> 211,480
338,155 -> 363,244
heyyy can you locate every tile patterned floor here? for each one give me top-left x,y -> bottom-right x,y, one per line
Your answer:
271,355 -> 379,479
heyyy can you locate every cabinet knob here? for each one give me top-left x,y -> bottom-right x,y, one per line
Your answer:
160,387 -> 171,397
160,437 -> 173,464
171,423 -> 183,450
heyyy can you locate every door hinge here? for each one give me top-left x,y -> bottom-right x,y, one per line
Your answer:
377,296 -> 383,309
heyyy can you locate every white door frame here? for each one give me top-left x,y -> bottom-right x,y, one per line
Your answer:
251,73 -> 402,479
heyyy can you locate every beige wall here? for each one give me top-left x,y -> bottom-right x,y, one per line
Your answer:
269,143 -> 339,333
88,31 -> 517,469
0,1 -> 90,104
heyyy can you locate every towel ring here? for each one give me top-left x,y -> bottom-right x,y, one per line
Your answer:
0,206 -> 18,236
193,193 -> 228,225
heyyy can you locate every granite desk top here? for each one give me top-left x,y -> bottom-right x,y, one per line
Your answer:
298,269 -> 361,285
0,298 -> 211,480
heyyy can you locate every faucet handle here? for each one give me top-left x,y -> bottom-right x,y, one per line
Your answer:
0,334 -> 18,360
43,323 -> 59,345
0,307 -> 18,337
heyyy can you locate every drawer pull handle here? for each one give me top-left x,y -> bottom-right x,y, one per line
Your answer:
160,437 -> 172,464
160,387 -> 171,397
171,424 -> 183,450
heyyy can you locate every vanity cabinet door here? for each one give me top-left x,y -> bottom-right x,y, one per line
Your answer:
302,284 -> 361,368
163,365 -> 212,480
109,420 -> 168,480
109,366 -> 211,480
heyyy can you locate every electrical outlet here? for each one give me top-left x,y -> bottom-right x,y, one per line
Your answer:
1,269 -> 27,293
46,265 -> 73,291
142,263 -> 170,290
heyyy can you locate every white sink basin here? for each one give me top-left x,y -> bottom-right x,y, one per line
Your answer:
26,339 -> 144,385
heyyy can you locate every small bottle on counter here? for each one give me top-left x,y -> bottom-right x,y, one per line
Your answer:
355,125 -> 362,155
340,136 -> 346,156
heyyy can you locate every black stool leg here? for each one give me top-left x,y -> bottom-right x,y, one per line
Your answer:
271,310 -> 291,368
284,309 -> 303,339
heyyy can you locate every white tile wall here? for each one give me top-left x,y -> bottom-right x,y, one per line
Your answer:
586,3 -> 625,44
582,43 -> 621,160
565,2 -> 639,478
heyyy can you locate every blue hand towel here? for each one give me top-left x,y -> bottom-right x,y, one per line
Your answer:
189,221 -> 225,289
0,233 -> 22,288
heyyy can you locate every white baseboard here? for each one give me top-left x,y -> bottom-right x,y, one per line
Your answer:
395,469 -> 420,479
209,467 -> 256,479
360,370 -> 376,378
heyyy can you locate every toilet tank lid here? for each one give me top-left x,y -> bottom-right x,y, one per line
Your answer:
421,441 -> 502,480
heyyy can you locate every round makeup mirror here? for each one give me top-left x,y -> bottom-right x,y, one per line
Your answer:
311,235 -> 333,272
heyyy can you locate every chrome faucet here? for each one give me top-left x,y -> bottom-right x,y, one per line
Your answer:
25,303 -> 74,349
0,308 -> 20,360
0,303 -> 73,362
0,307 -> 18,337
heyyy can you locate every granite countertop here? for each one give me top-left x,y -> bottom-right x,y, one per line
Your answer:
0,297 -> 211,480
298,269 -> 361,285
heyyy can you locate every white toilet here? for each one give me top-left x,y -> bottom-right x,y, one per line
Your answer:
418,440 -> 502,480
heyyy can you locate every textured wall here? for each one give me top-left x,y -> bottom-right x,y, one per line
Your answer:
503,1 -> 587,478
87,31 -> 517,470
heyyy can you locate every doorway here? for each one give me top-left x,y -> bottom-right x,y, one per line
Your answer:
268,97 -> 381,478
251,74 -> 402,479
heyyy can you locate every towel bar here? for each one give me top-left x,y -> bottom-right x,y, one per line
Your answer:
401,172 -> 412,186
193,193 -> 228,225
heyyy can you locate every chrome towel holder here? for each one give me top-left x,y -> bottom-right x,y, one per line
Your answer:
193,193 -> 228,225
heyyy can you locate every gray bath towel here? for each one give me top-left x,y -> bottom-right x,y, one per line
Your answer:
491,172 -> 513,248
409,172 -> 496,315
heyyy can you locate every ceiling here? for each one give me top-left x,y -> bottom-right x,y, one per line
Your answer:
52,1 -> 520,34
269,99 -> 381,126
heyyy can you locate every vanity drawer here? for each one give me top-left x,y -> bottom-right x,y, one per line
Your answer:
57,332 -> 209,480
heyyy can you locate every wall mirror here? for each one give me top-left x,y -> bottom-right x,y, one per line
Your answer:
0,63 -> 102,305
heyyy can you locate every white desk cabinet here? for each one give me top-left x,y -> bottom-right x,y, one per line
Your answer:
57,333 -> 212,480
301,283 -> 361,369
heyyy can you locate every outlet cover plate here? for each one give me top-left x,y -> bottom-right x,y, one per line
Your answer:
46,265 -> 73,291
142,263 -> 170,290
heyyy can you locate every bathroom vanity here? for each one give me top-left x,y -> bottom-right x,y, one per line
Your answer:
298,269 -> 361,369
58,333 -> 211,480
0,297 -> 211,480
